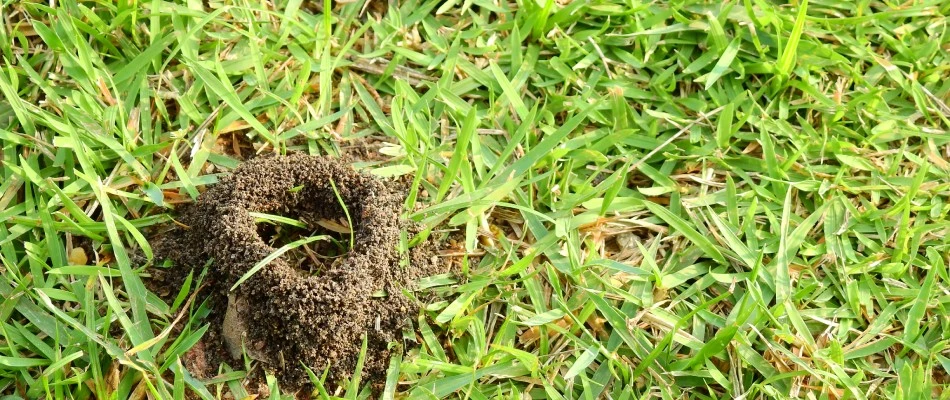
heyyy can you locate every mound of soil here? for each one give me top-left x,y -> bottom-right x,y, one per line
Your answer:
151,154 -> 442,391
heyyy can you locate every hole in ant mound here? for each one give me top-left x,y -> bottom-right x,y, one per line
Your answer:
252,212 -> 353,278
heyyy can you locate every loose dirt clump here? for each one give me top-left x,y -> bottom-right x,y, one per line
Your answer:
151,153 -> 442,392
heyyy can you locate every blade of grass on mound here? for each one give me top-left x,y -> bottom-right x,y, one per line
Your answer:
249,212 -> 308,229
231,235 -> 330,291
328,177 -> 355,251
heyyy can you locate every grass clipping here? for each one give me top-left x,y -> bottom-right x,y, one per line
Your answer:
152,153 -> 442,389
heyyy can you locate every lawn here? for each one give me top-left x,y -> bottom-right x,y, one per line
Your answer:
1,0 -> 950,398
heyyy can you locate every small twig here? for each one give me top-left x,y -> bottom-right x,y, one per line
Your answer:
627,106 -> 726,173
346,57 -> 436,86
438,250 -> 487,257
445,127 -> 508,140
588,37 -> 614,79
351,71 -> 390,112
301,243 -> 322,267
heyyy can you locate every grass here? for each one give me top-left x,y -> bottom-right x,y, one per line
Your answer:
1,0 -> 950,398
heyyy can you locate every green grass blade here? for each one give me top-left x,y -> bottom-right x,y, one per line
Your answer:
643,201 -> 726,265
777,0 -> 809,79
230,235 -> 330,291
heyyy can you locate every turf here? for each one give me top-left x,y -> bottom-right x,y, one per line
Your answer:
1,0 -> 950,398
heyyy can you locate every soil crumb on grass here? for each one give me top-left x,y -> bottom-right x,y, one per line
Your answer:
150,153 -> 443,392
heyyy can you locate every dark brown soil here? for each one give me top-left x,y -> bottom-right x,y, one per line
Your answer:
150,153 -> 442,393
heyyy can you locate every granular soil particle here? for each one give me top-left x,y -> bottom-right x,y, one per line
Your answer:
150,153 -> 443,393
